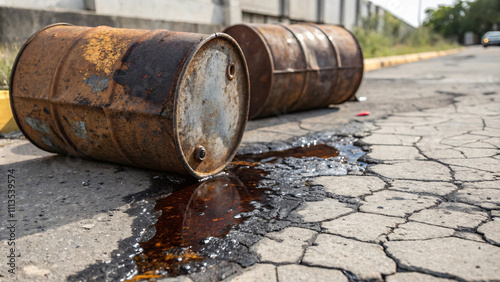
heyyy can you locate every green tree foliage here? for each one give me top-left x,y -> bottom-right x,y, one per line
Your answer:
463,0 -> 500,34
0,44 -> 19,86
354,12 -> 458,58
425,0 -> 500,40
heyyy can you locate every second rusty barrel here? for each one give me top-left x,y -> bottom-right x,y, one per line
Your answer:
224,23 -> 364,119
10,24 -> 250,178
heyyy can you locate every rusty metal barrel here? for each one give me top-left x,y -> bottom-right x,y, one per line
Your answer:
10,24 -> 250,178
223,23 -> 364,119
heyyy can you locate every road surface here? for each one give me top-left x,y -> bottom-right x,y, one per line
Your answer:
1,46 -> 499,281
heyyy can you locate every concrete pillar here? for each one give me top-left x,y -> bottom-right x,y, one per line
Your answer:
281,0 -> 289,18
358,0 -> 370,27
94,0 -> 225,25
323,0 -> 342,25
340,0 -> 345,26
355,0 -> 361,27
223,0 -> 241,26
289,0 -> 318,22
375,5 -> 385,32
343,0 -> 357,30
317,0 -> 324,24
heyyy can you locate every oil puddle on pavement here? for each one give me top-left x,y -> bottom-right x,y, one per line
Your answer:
131,168 -> 268,279
70,129 -> 369,281
130,143 -> 342,280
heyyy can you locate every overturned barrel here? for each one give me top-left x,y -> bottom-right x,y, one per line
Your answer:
10,24 -> 250,178
223,23 -> 363,119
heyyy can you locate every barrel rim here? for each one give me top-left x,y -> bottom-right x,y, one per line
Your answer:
342,26 -> 365,101
173,32 -> 250,179
9,23 -> 73,151
223,23 -> 275,119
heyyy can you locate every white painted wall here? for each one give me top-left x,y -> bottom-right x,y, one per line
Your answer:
0,0 -> 85,10
289,0 -> 317,22
323,0 -> 342,25
0,0 -> 404,31
360,0 -> 370,19
224,0 -> 242,25
94,0 -> 225,25
240,0 -> 280,17
343,0 -> 358,30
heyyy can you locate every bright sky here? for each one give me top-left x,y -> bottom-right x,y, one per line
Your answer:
369,0 -> 458,27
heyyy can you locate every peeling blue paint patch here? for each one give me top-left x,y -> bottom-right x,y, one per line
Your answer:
73,121 -> 87,141
25,117 -> 51,134
84,75 -> 110,93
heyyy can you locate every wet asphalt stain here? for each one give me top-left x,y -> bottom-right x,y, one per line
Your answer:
69,125 -> 369,282
450,54 -> 475,61
436,90 -> 467,98
234,143 -> 339,164
483,91 -> 496,96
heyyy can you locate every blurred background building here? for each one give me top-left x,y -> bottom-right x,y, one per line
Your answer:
0,0 -> 413,44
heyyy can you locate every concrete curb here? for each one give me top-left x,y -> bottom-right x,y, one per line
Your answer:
364,48 -> 465,71
0,89 -> 18,133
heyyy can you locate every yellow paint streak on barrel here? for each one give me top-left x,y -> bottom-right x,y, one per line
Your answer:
83,29 -> 128,75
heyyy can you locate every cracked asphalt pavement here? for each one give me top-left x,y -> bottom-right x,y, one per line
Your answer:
1,46 -> 499,281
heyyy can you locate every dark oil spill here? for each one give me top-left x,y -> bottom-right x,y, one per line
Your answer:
129,144 -> 340,280
233,144 -> 339,164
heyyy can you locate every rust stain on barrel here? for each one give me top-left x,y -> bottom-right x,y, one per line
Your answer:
10,24 -> 250,178
224,23 -> 364,119
83,29 -> 128,75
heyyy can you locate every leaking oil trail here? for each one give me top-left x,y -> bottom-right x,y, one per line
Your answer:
129,144 -> 340,280
233,143 -> 339,164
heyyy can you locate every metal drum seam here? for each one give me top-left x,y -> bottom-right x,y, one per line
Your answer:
47,26 -> 100,158
9,23 -> 73,153
274,66 -> 337,73
307,23 -> 343,106
277,24 -> 311,112
103,29 -> 163,167
249,25 -> 276,118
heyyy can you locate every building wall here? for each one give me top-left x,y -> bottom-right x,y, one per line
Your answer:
323,0 -> 342,25
0,0 -> 87,10
0,0 -> 413,30
224,0 -> 242,26
0,6 -> 221,44
368,1 -> 376,17
359,0 -> 370,20
376,5 -> 386,32
240,0 -> 280,16
289,0 -> 317,22
343,0 -> 358,30
94,0 -> 224,25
